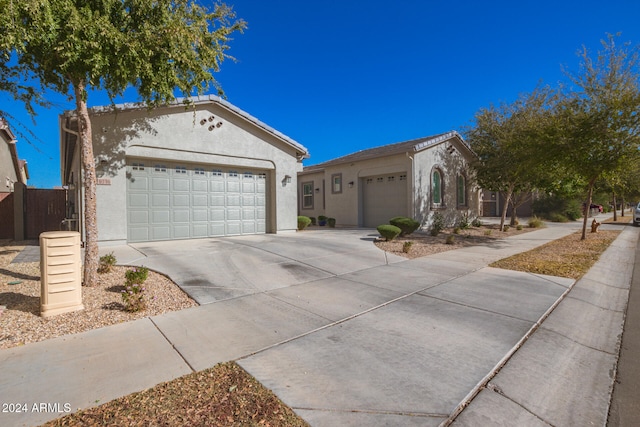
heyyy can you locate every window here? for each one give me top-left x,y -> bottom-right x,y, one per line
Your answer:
212,169 -> 223,176
457,174 -> 467,206
388,176 -> 395,182
154,164 -> 167,172
302,182 -> 314,209
228,171 -> 238,177
399,174 -> 407,181
175,166 -> 187,174
257,173 -> 266,180
377,177 -> 384,183
244,172 -> 254,178
194,168 -> 205,175
432,169 -> 442,205
366,178 -> 373,184
331,174 -> 342,194
132,162 -> 145,171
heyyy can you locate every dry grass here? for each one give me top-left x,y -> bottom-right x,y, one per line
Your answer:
490,229 -> 620,279
42,362 -> 308,427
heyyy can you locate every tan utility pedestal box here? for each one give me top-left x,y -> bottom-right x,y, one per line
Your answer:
40,231 -> 84,317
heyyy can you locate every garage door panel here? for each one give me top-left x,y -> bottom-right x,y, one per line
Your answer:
226,222 -> 241,235
192,224 -> 208,237
152,226 -> 171,240
128,193 -> 148,208
173,210 -> 190,223
192,209 -> 208,222
192,179 -> 208,192
129,176 -> 148,190
172,178 -> 189,192
127,161 -> 267,242
152,194 -> 170,208
172,225 -> 190,239
128,211 -> 148,224
363,173 -> 408,228
151,210 -> 170,224
227,208 -> 241,221
151,177 -> 170,191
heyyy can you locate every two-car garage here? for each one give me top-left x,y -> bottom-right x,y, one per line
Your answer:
126,160 -> 267,243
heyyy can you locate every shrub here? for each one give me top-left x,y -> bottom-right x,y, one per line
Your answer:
484,229 -> 492,236
445,235 -> 455,245
328,218 -> 336,228
122,283 -> 146,312
389,217 -> 420,236
318,215 -> 328,226
122,266 -> 149,312
309,216 -> 317,226
517,225 -> 523,230
549,212 -> 569,223
430,212 -> 445,236
503,225 -> 510,231
453,227 -> 461,235
297,216 -> 312,230
125,266 -> 149,285
98,252 -> 117,274
528,216 -> 544,228
472,217 -> 482,227
458,214 -> 471,230
402,241 -> 414,253
377,224 -> 401,241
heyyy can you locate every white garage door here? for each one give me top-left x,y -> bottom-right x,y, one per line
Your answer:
127,160 -> 266,242
362,173 -> 408,227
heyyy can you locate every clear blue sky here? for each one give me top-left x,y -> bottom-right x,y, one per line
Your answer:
2,0 -> 640,188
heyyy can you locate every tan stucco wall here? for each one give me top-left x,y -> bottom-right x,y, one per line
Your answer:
83,102 -> 302,243
299,135 -> 480,229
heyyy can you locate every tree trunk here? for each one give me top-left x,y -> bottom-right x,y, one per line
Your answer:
509,203 -> 518,226
581,179 -> 596,240
74,81 -> 99,286
612,192 -> 618,221
621,197 -> 625,217
500,187 -> 513,232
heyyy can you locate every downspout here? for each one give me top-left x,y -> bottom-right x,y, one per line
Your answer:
406,152 -> 415,222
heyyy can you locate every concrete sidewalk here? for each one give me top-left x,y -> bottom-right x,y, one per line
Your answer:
0,216 -> 636,427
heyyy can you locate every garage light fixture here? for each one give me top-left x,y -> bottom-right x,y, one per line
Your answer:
348,181 -> 354,188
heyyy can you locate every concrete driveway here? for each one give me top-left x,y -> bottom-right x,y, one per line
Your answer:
124,228 -> 575,426
130,228 -> 407,304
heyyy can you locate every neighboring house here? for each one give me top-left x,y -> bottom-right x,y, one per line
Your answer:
481,190 -> 536,218
0,118 -> 28,240
1,118 -> 28,192
59,95 -> 309,245
298,131 -> 480,228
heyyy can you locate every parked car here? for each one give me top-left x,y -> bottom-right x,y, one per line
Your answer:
634,202 -> 640,226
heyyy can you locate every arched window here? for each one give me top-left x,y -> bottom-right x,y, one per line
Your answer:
457,174 -> 466,206
432,169 -> 442,205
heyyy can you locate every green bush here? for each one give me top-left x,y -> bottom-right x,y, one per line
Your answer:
377,224 -> 401,241
503,225 -> 510,231
517,225 -> 523,230
402,241 -> 414,253
309,216 -> 316,226
445,235 -> 455,245
297,215 -> 312,230
549,212 -> 569,223
528,216 -> 544,228
430,212 -> 445,236
453,227 -> 461,235
328,217 -> 336,228
98,252 -> 117,273
122,266 -> 149,312
389,216 -> 420,236
472,217 -> 482,227
125,266 -> 149,285
458,214 -> 471,230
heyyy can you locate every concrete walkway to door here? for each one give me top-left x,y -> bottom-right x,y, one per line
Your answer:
0,216 -> 635,427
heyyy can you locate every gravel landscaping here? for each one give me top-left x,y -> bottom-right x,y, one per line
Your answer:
0,242 -> 197,350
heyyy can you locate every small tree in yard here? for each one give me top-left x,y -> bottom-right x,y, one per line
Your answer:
465,86 -> 558,231
552,34 -> 640,239
0,0 -> 245,286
